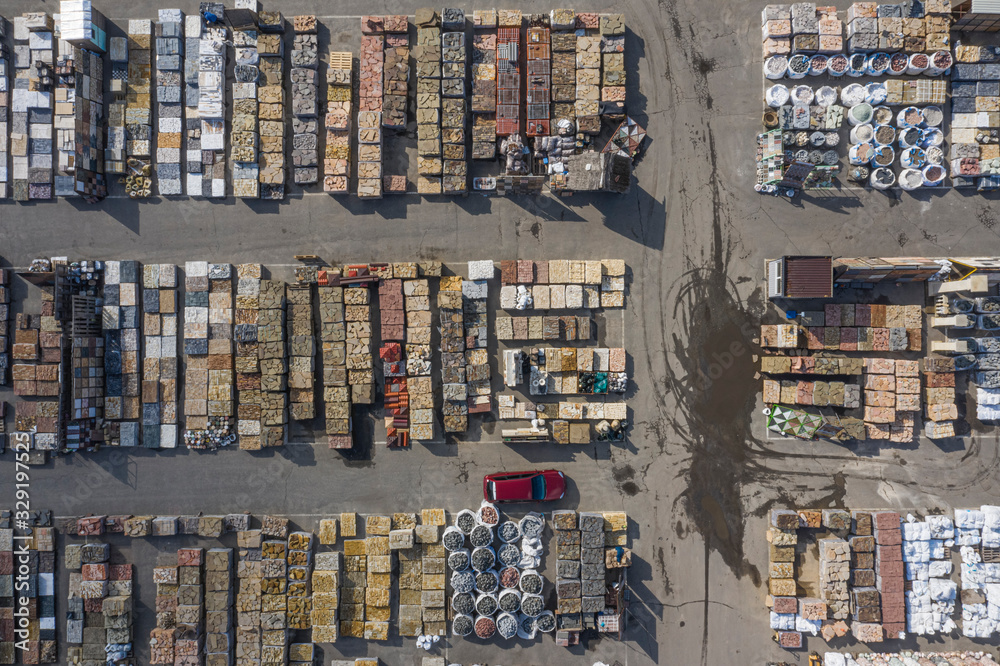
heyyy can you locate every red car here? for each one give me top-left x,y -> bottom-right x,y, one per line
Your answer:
483,470 -> 566,502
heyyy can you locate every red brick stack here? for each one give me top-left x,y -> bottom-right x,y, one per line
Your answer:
873,510 -> 905,638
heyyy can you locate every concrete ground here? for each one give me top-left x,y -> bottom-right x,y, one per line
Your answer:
3,0 -> 1000,664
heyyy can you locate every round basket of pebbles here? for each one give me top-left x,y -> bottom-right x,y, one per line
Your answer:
451,570 -> 475,594
519,514 -> 544,539
474,615 -> 496,639
475,570 -> 499,594
456,510 -> 478,535
443,527 -> 466,552
498,521 -> 521,543
452,614 -> 474,637
499,566 -> 520,589
471,547 -> 496,572
497,543 -> 520,567
519,570 -> 543,595
470,524 -> 494,548
475,593 -> 498,616
498,588 -> 521,614
496,612 -> 518,639
520,593 -> 544,618
451,592 -> 475,615
535,610 -> 556,633
448,548 -> 470,571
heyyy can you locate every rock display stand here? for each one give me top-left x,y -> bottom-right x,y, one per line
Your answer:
287,284 -> 315,420
439,276 -> 466,432
319,284 -> 352,448
258,279 -> 287,446
257,19 -> 286,199
197,4 -> 227,197
103,261 -> 142,446
416,10 -> 442,194
406,276 -> 435,442
236,263 -> 263,449
291,15 -> 319,185
139,263 -> 179,448
154,10 -> 184,195
232,22 -> 260,197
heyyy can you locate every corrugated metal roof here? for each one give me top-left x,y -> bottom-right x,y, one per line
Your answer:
785,256 -> 833,298
972,0 -> 1000,12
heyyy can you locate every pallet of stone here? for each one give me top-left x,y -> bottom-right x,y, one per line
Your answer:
287,284 -> 316,421
258,37 -> 287,200
324,51 -> 353,193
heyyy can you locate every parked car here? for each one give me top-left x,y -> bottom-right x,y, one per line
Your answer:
483,470 -> 566,502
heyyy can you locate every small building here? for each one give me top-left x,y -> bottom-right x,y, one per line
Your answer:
767,256 -> 833,299
953,0 -> 1000,31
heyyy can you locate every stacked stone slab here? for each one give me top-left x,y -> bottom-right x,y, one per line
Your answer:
0,27 -> 8,199
574,23 -> 601,136
439,276 -> 466,433
149,559 -> 176,662
390,513 -> 419,637
345,286 -> 375,410
232,24 -> 260,198
464,261 -> 493,415
258,279 -> 287,446
234,264 -> 262,449
182,14 -> 201,194
286,285 -> 315,420
599,15 -> 625,117
418,514 -> 446,636
441,23 -> 468,194
415,11 -> 442,194
340,535 -> 366,639
952,44 -> 1000,184
174,548 -> 205,662
357,23 -> 384,199
139,263 -> 179,448
0,268 -> 8,383
324,51 -> 353,193
819,537 -> 849,620
235,529 -> 263,664
124,19 -> 153,192
257,24 -> 286,199
261,518 -> 289,663
312,531 -> 340,643
204,548 -> 232,665
69,541 -> 112,665
924,357 -> 957,439
554,510 -> 583,632
154,10 -> 184,195
286,531 -> 314,643
405,278 -> 434,442
471,14 -> 498,159
874,511 -> 904,638
319,285 -> 351,448
291,16 -> 319,186
364,519 -> 391,640
382,16 -> 409,130
182,262 -> 234,448
102,261 -> 140,446
550,11 -> 576,128
198,6 -> 227,197
12,12 -> 56,201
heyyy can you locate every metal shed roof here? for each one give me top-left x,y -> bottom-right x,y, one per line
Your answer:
785,256 -> 833,298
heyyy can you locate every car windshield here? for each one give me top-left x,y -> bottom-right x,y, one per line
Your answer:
531,475 -> 546,500
487,481 -> 496,501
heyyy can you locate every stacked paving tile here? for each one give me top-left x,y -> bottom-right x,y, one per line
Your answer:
364,516 -> 391,640
818,535 -> 850,620
0,26 -> 8,200
106,36 -> 128,176
767,510 -> 804,647
261,516 -> 289,663
872,511 -> 905,639
848,511 -> 881,632
198,4 -> 226,198
53,26 -> 77,196
345,286 -> 375,412
154,10 -> 184,195
257,22 -> 286,199
177,548 -> 205,663
258,279 -> 287,446
439,276 -> 467,433
415,12 -> 442,194
924,356 -> 958,439
575,18 -> 602,136
340,513 -> 366,639
498,259 -> 624,310
599,14 -> 626,115
405,277 -> 434,442
286,530 -> 314,641
12,12 -> 55,201
357,19 -> 384,198
379,277 -> 409,446
313,519 -> 341,643
139,264 -> 179,448
496,313 -> 592,341
526,24 -> 551,137
69,541 -> 115,665
952,44 -> 1000,187
287,284 -> 315,421
762,303 -> 922,352
862,358 -> 920,443
763,378 -> 860,409
235,528 -> 263,664
182,262 -> 234,449
442,10 -> 468,194
319,284 -> 352,448
232,23 -> 260,198
182,14 -> 201,194
465,261 -> 493,415
471,11 -> 498,160
291,15 -> 319,186
496,10 -> 521,137
98,261 -> 137,446
323,52 -> 353,193
901,514 -> 955,636
235,263 -> 263,449
125,19 -> 153,191
12,300 -> 63,456
204,548 -> 234,664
